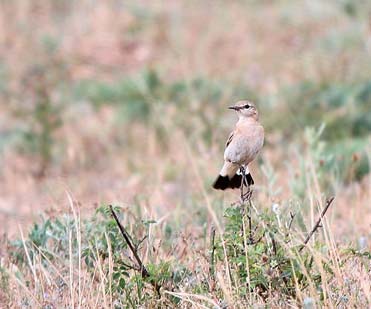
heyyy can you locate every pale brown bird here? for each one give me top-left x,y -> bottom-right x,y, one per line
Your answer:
213,100 -> 264,190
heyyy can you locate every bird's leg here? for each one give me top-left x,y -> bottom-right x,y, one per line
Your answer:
239,165 -> 252,202
239,166 -> 246,203
238,165 -> 255,242
243,187 -> 252,201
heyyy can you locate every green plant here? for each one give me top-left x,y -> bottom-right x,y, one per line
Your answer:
9,204 -> 194,307
216,201 -> 326,302
7,196 -> 371,307
0,265 -> 10,304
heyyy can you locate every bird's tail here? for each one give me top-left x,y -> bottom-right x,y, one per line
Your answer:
212,164 -> 254,190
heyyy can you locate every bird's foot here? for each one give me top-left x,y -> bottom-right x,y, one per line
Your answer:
240,185 -> 252,203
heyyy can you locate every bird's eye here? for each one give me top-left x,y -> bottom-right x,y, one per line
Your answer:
244,104 -> 250,109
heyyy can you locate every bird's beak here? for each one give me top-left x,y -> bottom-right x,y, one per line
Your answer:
228,105 -> 240,110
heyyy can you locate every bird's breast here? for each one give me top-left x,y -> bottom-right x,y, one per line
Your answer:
224,124 -> 264,165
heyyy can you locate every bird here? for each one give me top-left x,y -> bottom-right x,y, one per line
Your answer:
212,100 -> 264,190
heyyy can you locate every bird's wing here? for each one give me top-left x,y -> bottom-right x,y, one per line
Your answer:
225,130 -> 235,148
224,129 -> 243,163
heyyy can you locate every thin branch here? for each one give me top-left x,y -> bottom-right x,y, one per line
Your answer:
136,235 -> 148,251
120,261 -> 141,271
109,205 -> 149,278
299,197 -> 335,252
247,198 -> 253,242
208,225 -> 216,291
249,233 -> 264,245
287,212 -> 296,230
270,233 -> 277,256
109,205 -> 162,294
284,212 -> 296,240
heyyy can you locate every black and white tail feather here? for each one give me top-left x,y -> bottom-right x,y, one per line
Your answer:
212,168 -> 254,190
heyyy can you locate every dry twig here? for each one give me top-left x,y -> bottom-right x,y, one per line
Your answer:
287,212 -> 296,230
209,225 -> 216,279
109,205 -> 161,294
208,225 -> 216,291
299,197 -> 335,252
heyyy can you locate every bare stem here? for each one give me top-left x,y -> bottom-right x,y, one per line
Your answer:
247,198 -> 253,242
109,206 -> 162,295
299,197 -> 335,252
209,225 -> 216,289
109,205 -> 150,278
287,212 -> 296,230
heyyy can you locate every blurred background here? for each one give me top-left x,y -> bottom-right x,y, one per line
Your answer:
0,0 -> 370,239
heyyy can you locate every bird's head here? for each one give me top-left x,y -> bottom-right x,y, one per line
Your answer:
228,100 -> 259,120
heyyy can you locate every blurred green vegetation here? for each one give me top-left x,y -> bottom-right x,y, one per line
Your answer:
2,35 -> 69,176
272,80 -> 371,141
0,0 -> 369,184
271,80 -> 371,183
74,70 -> 256,145
72,70 -> 370,184
1,67 -> 369,182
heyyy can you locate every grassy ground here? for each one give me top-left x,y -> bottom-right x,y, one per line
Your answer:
0,1 -> 370,307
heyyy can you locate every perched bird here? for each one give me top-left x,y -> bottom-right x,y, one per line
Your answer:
213,100 -> 264,190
